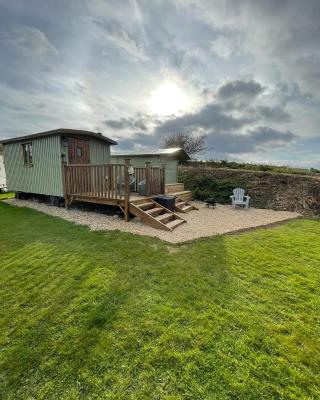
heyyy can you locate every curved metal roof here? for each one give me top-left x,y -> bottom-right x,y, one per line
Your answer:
0,128 -> 117,145
111,147 -> 190,160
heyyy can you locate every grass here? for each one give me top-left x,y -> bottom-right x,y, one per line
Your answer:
0,202 -> 319,399
0,192 -> 14,200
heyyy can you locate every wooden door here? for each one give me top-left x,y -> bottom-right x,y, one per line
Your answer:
68,137 -> 90,165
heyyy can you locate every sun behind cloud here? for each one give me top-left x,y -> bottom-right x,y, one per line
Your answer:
150,81 -> 191,116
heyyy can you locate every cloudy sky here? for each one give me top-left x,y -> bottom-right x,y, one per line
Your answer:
1,0 -> 320,167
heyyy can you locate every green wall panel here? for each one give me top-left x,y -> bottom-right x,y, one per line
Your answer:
4,135 -> 63,196
89,138 -> 110,164
4,134 -> 112,197
111,155 -> 178,183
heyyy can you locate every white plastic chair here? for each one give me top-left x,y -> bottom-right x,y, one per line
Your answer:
230,188 -> 250,209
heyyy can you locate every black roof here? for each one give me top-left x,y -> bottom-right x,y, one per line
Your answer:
0,128 -> 118,145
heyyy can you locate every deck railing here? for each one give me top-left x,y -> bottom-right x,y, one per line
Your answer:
133,163 -> 165,196
63,160 -> 165,218
64,163 -> 127,200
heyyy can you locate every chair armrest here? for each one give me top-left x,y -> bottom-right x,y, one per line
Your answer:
230,195 -> 234,200
244,196 -> 250,200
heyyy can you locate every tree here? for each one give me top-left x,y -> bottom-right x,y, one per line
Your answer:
163,131 -> 207,158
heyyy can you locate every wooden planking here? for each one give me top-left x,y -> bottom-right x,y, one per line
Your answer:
64,163 -> 126,201
129,202 -> 172,231
174,196 -> 198,213
165,183 -> 185,194
166,219 -> 185,229
172,191 -> 193,202
68,137 -> 90,165
130,198 -> 186,231
132,167 -> 146,192
64,162 -> 166,225
133,165 -> 164,196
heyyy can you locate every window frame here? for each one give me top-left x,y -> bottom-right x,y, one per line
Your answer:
76,146 -> 83,158
22,142 -> 33,167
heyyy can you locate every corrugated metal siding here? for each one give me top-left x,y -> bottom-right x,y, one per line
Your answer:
111,155 -> 160,168
89,139 -> 110,164
160,157 -> 177,184
0,155 -> 6,186
4,135 -> 63,196
110,155 -> 178,183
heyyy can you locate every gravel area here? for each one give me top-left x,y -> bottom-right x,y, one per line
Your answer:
3,199 -> 300,243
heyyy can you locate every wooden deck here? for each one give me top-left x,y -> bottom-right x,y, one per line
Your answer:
63,161 -> 188,230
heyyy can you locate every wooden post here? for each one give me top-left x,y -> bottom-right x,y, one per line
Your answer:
124,159 -> 130,222
145,161 -> 151,197
160,163 -> 166,194
61,161 -> 69,208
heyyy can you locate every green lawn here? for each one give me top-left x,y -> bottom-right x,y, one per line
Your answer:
0,192 -> 14,200
0,202 -> 319,400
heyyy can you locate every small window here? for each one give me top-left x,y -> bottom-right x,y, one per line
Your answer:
22,143 -> 33,166
76,147 -> 83,157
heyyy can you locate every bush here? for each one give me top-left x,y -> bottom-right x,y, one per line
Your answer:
179,173 -> 243,203
184,159 -> 320,176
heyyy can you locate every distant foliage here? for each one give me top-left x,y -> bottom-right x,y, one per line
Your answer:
163,132 -> 207,158
186,159 -> 320,176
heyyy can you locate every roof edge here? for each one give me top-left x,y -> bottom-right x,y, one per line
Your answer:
0,128 -> 118,145
111,147 -> 190,160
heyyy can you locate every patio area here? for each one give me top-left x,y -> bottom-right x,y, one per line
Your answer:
4,199 -> 301,243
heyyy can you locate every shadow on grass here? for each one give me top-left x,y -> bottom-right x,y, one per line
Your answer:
3,203 -> 318,399
0,216 -> 232,398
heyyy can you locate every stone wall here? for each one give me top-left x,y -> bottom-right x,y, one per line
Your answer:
179,166 -> 320,215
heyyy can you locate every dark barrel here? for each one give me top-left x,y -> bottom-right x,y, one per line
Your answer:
153,195 -> 176,212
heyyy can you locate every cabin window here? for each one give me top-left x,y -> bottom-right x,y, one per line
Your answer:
22,143 -> 33,166
76,147 -> 83,157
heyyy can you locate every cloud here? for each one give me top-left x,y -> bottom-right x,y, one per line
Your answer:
210,34 -> 240,59
188,0 -> 320,93
206,126 -> 296,154
4,26 -> 59,58
276,82 -> 315,105
255,106 -> 291,122
115,132 -> 159,150
93,19 -> 148,61
156,103 -> 251,135
0,0 -> 319,167
105,117 -> 147,131
115,124 -> 296,155
217,80 -> 265,100
108,76 -> 294,154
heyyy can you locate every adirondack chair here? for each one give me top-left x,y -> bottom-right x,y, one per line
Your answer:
230,188 -> 250,209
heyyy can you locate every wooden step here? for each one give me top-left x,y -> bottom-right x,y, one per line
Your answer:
172,191 -> 192,202
155,213 -> 175,224
129,199 -> 186,231
174,196 -> 198,213
145,207 -> 163,216
130,197 -> 151,205
182,205 -> 194,212
165,183 -> 185,194
138,202 -> 155,210
166,219 -> 185,230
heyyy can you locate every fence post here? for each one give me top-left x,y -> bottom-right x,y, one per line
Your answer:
61,161 -> 69,208
160,163 -> 166,194
124,159 -> 130,222
145,161 -> 151,197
